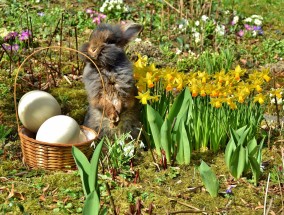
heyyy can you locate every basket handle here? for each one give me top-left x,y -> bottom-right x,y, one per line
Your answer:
13,46 -> 105,136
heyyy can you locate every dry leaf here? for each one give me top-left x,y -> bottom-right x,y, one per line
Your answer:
0,177 -> 9,182
39,194 -> 46,202
42,184 -> 50,193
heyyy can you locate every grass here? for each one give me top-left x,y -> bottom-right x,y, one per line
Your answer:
1,0 -> 284,214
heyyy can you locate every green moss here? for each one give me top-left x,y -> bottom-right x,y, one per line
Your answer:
50,81 -> 88,124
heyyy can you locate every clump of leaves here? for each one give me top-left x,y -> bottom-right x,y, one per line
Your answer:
225,126 -> 264,185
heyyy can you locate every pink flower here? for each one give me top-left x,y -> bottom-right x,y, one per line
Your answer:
238,30 -> 244,37
86,8 -> 93,14
244,24 -> 253,31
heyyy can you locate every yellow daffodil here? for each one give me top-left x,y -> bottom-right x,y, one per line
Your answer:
261,68 -> 271,82
200,89 -> 206,97
144,72 -> 156,88
232,65 -> 246,81
135,91 -> 152,104
210,98 -> 223,108
226,97 -> 237,110
254,93 -> 266,104
189,79 -> 202,97
197,71 -> 210,84
270,88 -> 283,99
134,54 -> 148,68
214,69 -> 226,84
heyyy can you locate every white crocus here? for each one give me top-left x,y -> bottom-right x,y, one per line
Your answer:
244,17 -> 252,23
254,19 -> 262,26
216,24 -> 225,36
201,15 -> 208,22
0,28 -> 8,38
251,14 -> 263,20
233,16 -> 239,24
224,10 -> 230,15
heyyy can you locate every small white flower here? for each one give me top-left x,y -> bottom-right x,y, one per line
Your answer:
251,14 -> 263,20
135,38 -> 142,42
116,4 -> 121,10
224,10 -> 230,15
176,48 -> 182,55
123,144 -> 134,157
123,6 -> 128,12
139,141 -> 146,149
118,140 -> 124,146
195,20 -> 200,26
271,98 -> 283,105
192,27 -> 197,32
99,6 -> 105,12
252,30 -> 257,37
193,32 -> 200,43
0,28 -> 8,38
108,5 -> 113,11
244,17 -> 252,23
216,24 -> 225,36
201,15 -> 208,22
254,19 -> 262,26
179,24 -> 184,29
233,16 -> 239,24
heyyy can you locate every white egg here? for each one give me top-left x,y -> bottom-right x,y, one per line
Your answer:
36,115 -> 80,144
18,90 -> 61,133
78,130 -> 87,142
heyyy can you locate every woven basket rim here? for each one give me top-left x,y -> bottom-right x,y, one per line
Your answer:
18,125 -> 97,147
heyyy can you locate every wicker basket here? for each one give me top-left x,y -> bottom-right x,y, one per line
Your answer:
18,125 -> 97,170
14,46 -> 101,170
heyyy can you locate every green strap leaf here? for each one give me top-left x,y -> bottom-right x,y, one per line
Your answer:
256,137 -> 264,164
249,156 -> 261,186
160,118 -> 172,162
83,190 -> 100,215
147,104 -> 163,155
247,138 -> 258,156
167,88 -> 190,124
181,122 -> 191,165
72,146 -> 91,198
224,138 -> 236,168
237,126 -> 251,147
199,160 -> 219,197
89,138 -> 104,195
176,121 -> 184,164
229,145 -> 246,179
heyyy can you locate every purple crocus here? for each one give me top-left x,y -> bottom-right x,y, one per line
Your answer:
2,43 -> 19,52
253,26 -> 264,35
19,30 -> 31,41
4,32 -> 18,42
12,44 -> 19,51
226,187 -> 233,194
